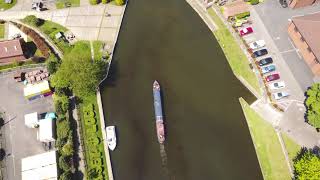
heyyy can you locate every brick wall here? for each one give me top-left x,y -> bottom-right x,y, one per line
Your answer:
289,0 -> 318,8
288,22 -> 320,75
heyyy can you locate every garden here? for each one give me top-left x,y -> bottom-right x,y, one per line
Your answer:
55,0 -> 80,9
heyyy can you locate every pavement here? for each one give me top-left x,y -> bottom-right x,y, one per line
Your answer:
0,4 -> 125,43
0,70 -> 54,180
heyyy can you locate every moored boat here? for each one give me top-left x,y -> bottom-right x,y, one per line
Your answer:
106,126 -> 117,151
153,80 -> 165,144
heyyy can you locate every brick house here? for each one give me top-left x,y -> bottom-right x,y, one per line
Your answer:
289,0 -> 320,9
0,39 -> 26,64
288,13 -> 320,75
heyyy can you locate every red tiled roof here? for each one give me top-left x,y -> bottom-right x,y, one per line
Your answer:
0,39 -> 24,59
292,13 -> 320,60
223,0 -> 250,18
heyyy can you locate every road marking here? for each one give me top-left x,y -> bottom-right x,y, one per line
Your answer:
279,49 -> 296,54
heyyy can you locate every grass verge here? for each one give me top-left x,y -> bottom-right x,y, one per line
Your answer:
0,0 -> 17,10
207,9 -> 260,94
281,133 -> 301,162
55,0 -> 80,9
79,94 -> 108,179
0,24 -> 4,39
93,41 -> 104,61
239,98 -> 291,180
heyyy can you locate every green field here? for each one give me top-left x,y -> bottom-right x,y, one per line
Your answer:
240,98 -> 291,180
208,9 -> 260,95
55,0 -> 80,9
0,0 -> 17,10
0,24 -> 4,39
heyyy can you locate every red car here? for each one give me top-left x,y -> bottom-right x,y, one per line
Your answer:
239,26 -> 253,36
265,73 -> 280,82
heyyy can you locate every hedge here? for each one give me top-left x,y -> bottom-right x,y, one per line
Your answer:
235,11 -> 250,20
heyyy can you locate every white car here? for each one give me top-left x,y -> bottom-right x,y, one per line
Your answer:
269,81 -> 285,90
249,40 -> 266,50
273,92 -> 289,100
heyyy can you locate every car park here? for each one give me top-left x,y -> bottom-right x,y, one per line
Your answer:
239,26 -> 253,36
258,57 -> 273,66
273,92 -> 289,100
249,40 -> 266,50
265,73 -> 280,82
269,81 -> 285,90
261,64 -> 276,74
252,49 -> 268,58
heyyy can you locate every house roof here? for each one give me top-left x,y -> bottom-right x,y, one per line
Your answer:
292,12 -> 320,60
0,39 -> 24,59
223,0 -> 250,18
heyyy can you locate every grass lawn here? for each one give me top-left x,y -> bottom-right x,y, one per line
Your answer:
240,98 -> 291,180
79,93 -> 108,179
0,60 -> 43,72
0,24 -> 4,39
208,9 -> 260,94
281,133 -> 301,162
93,41 -> 104,61
0,0 -> 17,10
55,0 -> 80,9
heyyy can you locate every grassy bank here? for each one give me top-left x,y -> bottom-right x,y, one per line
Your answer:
239,98 -> 291,180
282,133 -> 301,163
207,9 -> 260,94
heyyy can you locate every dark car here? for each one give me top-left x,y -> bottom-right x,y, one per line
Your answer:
258,57 -> 273,66
252,49 -> 268,58
279,0 -> 288,8
266,73 -> 280,82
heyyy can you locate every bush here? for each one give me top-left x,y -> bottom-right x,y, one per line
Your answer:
115,0 -> 125,5
89,0 -> 99,5
54,95 -> 70,115
46,54 -> 60,74
23,15 -> 39,27
59,170 -> 71,180
250,0 -> 259,5
56,119 -> 70,140
235,12 -> 250,20
59,155 -> 71,172
101,0 -> 107,4
62,142 -> 74,156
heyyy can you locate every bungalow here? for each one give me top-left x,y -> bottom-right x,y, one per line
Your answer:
0,39 -> 25,64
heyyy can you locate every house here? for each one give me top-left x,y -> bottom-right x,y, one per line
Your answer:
289,0 -> 320,9
222,0 -> 250,19
288,12 -> 320,75
0,39 -> 25,64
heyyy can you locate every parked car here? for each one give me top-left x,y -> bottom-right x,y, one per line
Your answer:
265,73 -> 280,82
279,0 -> 288,8
261,64 -> 276,74
258,57 -> 273,66
253,49 -> 268,58
273,92 -> 289,100
269,81 -> 285,90
239,26 -> 253,36
249,40 -> 266,50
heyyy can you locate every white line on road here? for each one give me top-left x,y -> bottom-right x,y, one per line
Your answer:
279,49 -> 296,54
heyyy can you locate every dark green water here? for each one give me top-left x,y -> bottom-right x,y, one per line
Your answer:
101,0 -> 263,179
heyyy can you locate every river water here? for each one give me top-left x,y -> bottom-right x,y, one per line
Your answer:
101,0 -> 263,179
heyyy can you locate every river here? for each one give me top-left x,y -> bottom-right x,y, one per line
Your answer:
101,0 -> 263,179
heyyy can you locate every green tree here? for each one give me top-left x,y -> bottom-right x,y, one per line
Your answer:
46,54 -> 60,74
89,0 -> 99,5
53,95 -> 70,115
305,83 -> 320,128
59,170 -> 71,180
23,15 -> 40,26
59,155 -> 71,172
293,149 -> 320,180
51,42 -> 107,97
115,0 -> 125,5
56,119 -> 70,140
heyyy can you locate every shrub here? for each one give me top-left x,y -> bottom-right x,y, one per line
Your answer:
46,54 -> 60,74
59,155 -> 71,172
115,0 -> 125,5
57,119 -> 70,140
101,0 -> 108,4
250,0 -> 259,5
62,142 -> 74,156
59,170 -> 71,180
54,95 -> 70,115
23,15 -> 39,27
89,0 -> 99,5
55,138 -> 66,149
235,12 -> 250,20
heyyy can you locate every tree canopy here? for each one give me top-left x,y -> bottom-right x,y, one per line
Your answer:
305,83 -> 320,128
50,42 -> 107,98
293,148 -> 320,180
115,0 -> 125,6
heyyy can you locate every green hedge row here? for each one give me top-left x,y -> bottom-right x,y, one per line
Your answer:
82,103 -> 105,179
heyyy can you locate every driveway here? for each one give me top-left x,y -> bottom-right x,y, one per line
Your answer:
0,70 -> 54,180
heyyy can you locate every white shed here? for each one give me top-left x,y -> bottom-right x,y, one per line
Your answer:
24,112 -> 39,128
38,118 -> 55,142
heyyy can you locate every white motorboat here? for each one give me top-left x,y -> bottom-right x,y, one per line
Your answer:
106,126 -> 117,151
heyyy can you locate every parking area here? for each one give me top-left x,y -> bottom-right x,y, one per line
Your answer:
0,70 -> 54,180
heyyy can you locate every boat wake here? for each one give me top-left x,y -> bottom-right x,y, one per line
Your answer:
159,144 -> 170,177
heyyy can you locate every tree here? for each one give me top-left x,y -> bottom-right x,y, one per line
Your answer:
59,170 -> 71,180
89,0 -> 99,5
115,0 -> 125,5
59,155 -> 71,172
23,15 -> 41,27
46,54 -> 60,74
305,83 -> 320,128
51,42 -> 107,98
53,95 -> 70,115
293,148 -> 320,180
